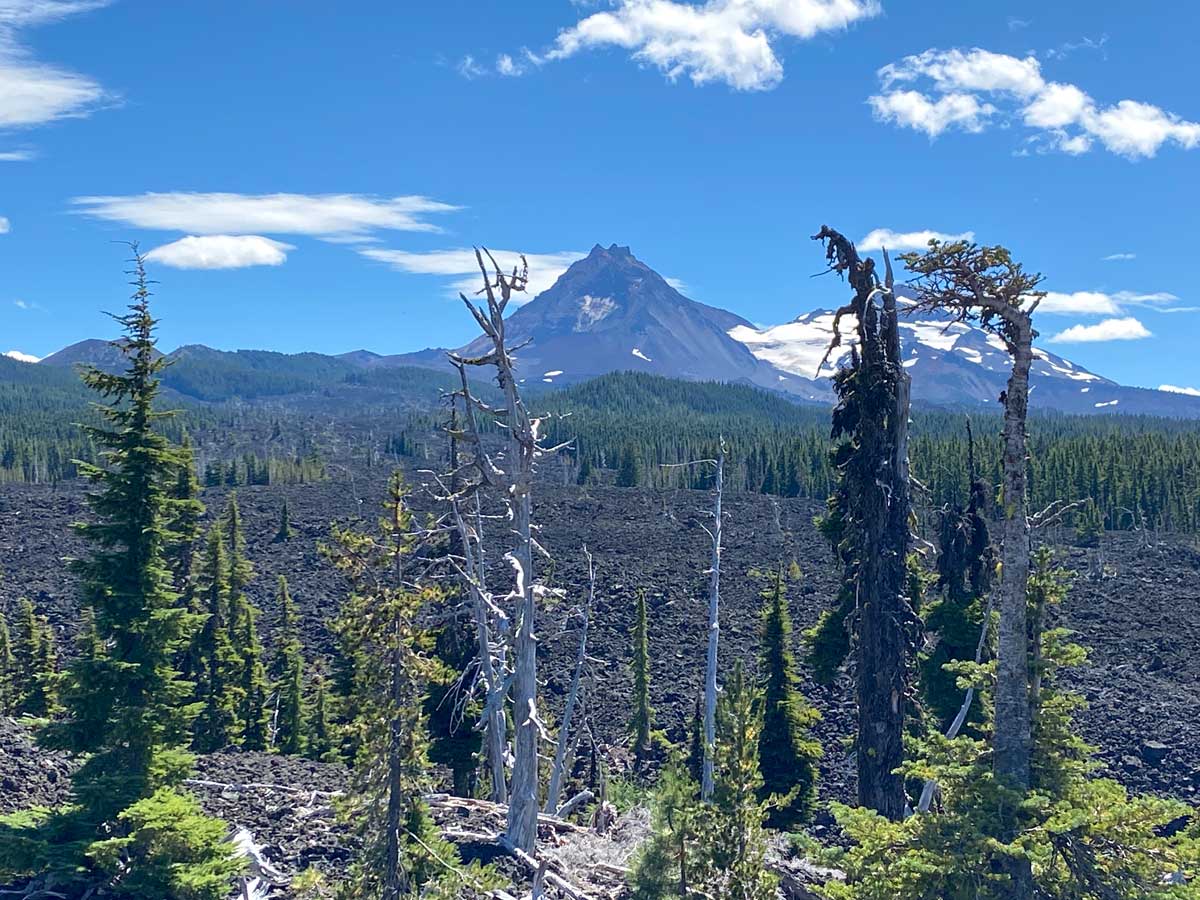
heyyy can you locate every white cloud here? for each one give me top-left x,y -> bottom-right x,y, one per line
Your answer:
867,90 -> 994,137
2,349 -> 39,363
71,192 -> 458,240
1102,252 -> 1135,261
544,0 -> 880,91
1048,317 -> 1151,343
457,54 -> 486,79
13,298 -> 38,309
869,47 -> 1200,158
359,247 -> 587,301
0,149 -> 33,160
1037,291 -> 1121,315
0,215 -> 8,233
1159,384 -> 1200,397
1035,289 -> 1180,316
0,1 -> 111,128
858,227 -> 974,252
1159,306 -> 1200,314
144,235 -> 294,270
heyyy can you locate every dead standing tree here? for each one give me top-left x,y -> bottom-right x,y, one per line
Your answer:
663,439 -> 725,801
811,225 -> 919,820
445,248 -> 568,853
900,239 -> 1044,898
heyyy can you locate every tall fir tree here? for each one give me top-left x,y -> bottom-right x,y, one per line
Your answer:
323,471 -> 497,898
757,571 -> 821,828
1,249 -> 238,899
616,444 -> 643,488
166,434 -> 204,602
307,671 -> 333,762
271,575 -> 305,755
12,598 -> 55,717
274,499 -> 293,543
221,493 -> 269,750
191,523 -> 241,752
686,695 -> 705,786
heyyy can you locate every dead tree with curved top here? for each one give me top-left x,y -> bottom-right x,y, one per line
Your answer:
810,225 -> 921,820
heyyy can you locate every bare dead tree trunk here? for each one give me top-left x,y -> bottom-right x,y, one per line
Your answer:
444,249 -> 568,854
546,548 -> 594,814
702,442 -> 725,802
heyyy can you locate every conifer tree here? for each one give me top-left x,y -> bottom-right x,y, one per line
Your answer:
235,600 -> 270,751
274,498 -> 293,543
166,434 -> 204,600
324,472 -> 497,898
629,761 -> 704,900
757,571 -> 821,828
629,590 -> 654,766
272,575 -> 305,755
307,671 -> 333,762
0,611 -> 14,715
0,249 -> 238,899
12,599 -> 55,717
686,696 -> 704,785
701,661 -> 777,900
192,524 -> 241,752
616,445 -> 643,487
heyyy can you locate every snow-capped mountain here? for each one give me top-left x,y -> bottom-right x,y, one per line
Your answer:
725,299 -> 1171,415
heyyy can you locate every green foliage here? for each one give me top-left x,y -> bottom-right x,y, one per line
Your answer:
631,664 -> 778,899
220,494 -> 270,750
424,616 -> 481,797
275,498 -> 294,542
324,472 -> 499,898
756,572 -> 821,829
12,598 -> 57,717
616,444 -> 644,487
87,789 -> 242,900
920,470 -> 995,731
629,761 -> 704,900
190,524 -> 240,752
272,575 -> 306,755
1074,498 -> 1103,548
686,696 -> 704,786
821,551 -> 1200,900
1,254 -> 235,898
307,672 -> 334,762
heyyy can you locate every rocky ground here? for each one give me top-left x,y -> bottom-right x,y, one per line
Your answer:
2,472 -> 1199,892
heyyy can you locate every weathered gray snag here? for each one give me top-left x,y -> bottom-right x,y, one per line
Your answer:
545,548 -> 595,814
664,441 -> 726,802
813,225 -> 918,820
446,248 -> 570,853
901,239 -> 1045,896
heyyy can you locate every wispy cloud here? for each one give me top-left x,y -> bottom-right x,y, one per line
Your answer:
539,0 -> 881,91
71,192 -> 459,241
0,149 -> 34,160
0,215 -> 8,233
1007,17 -> 1031,31
456,54 -> 486,79
13,298 -> 39,310
0,1 -> 113,129
1036,289 -> 1179,316
1045,34 -> 1108,61
1048,317 -> 1152,343
869,47 -> 1200,158
858,227 -> 974,251
144,235 -> 294,269
1160,384 -> 1200,397
1102,252 -> 1135,261
359,247 -> 586,301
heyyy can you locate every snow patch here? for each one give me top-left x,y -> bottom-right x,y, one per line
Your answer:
1160,384 -> 1200,397
543,370 -> 563,377
1094,399 -> 1119,408
631,348 -> 652,362
3,350 -> 39,363
575,295 -> 616,331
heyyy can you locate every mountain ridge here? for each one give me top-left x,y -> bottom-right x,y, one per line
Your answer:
27,244 -> 1200,418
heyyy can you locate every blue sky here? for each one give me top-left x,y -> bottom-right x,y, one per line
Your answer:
1,0 -> 1198,392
